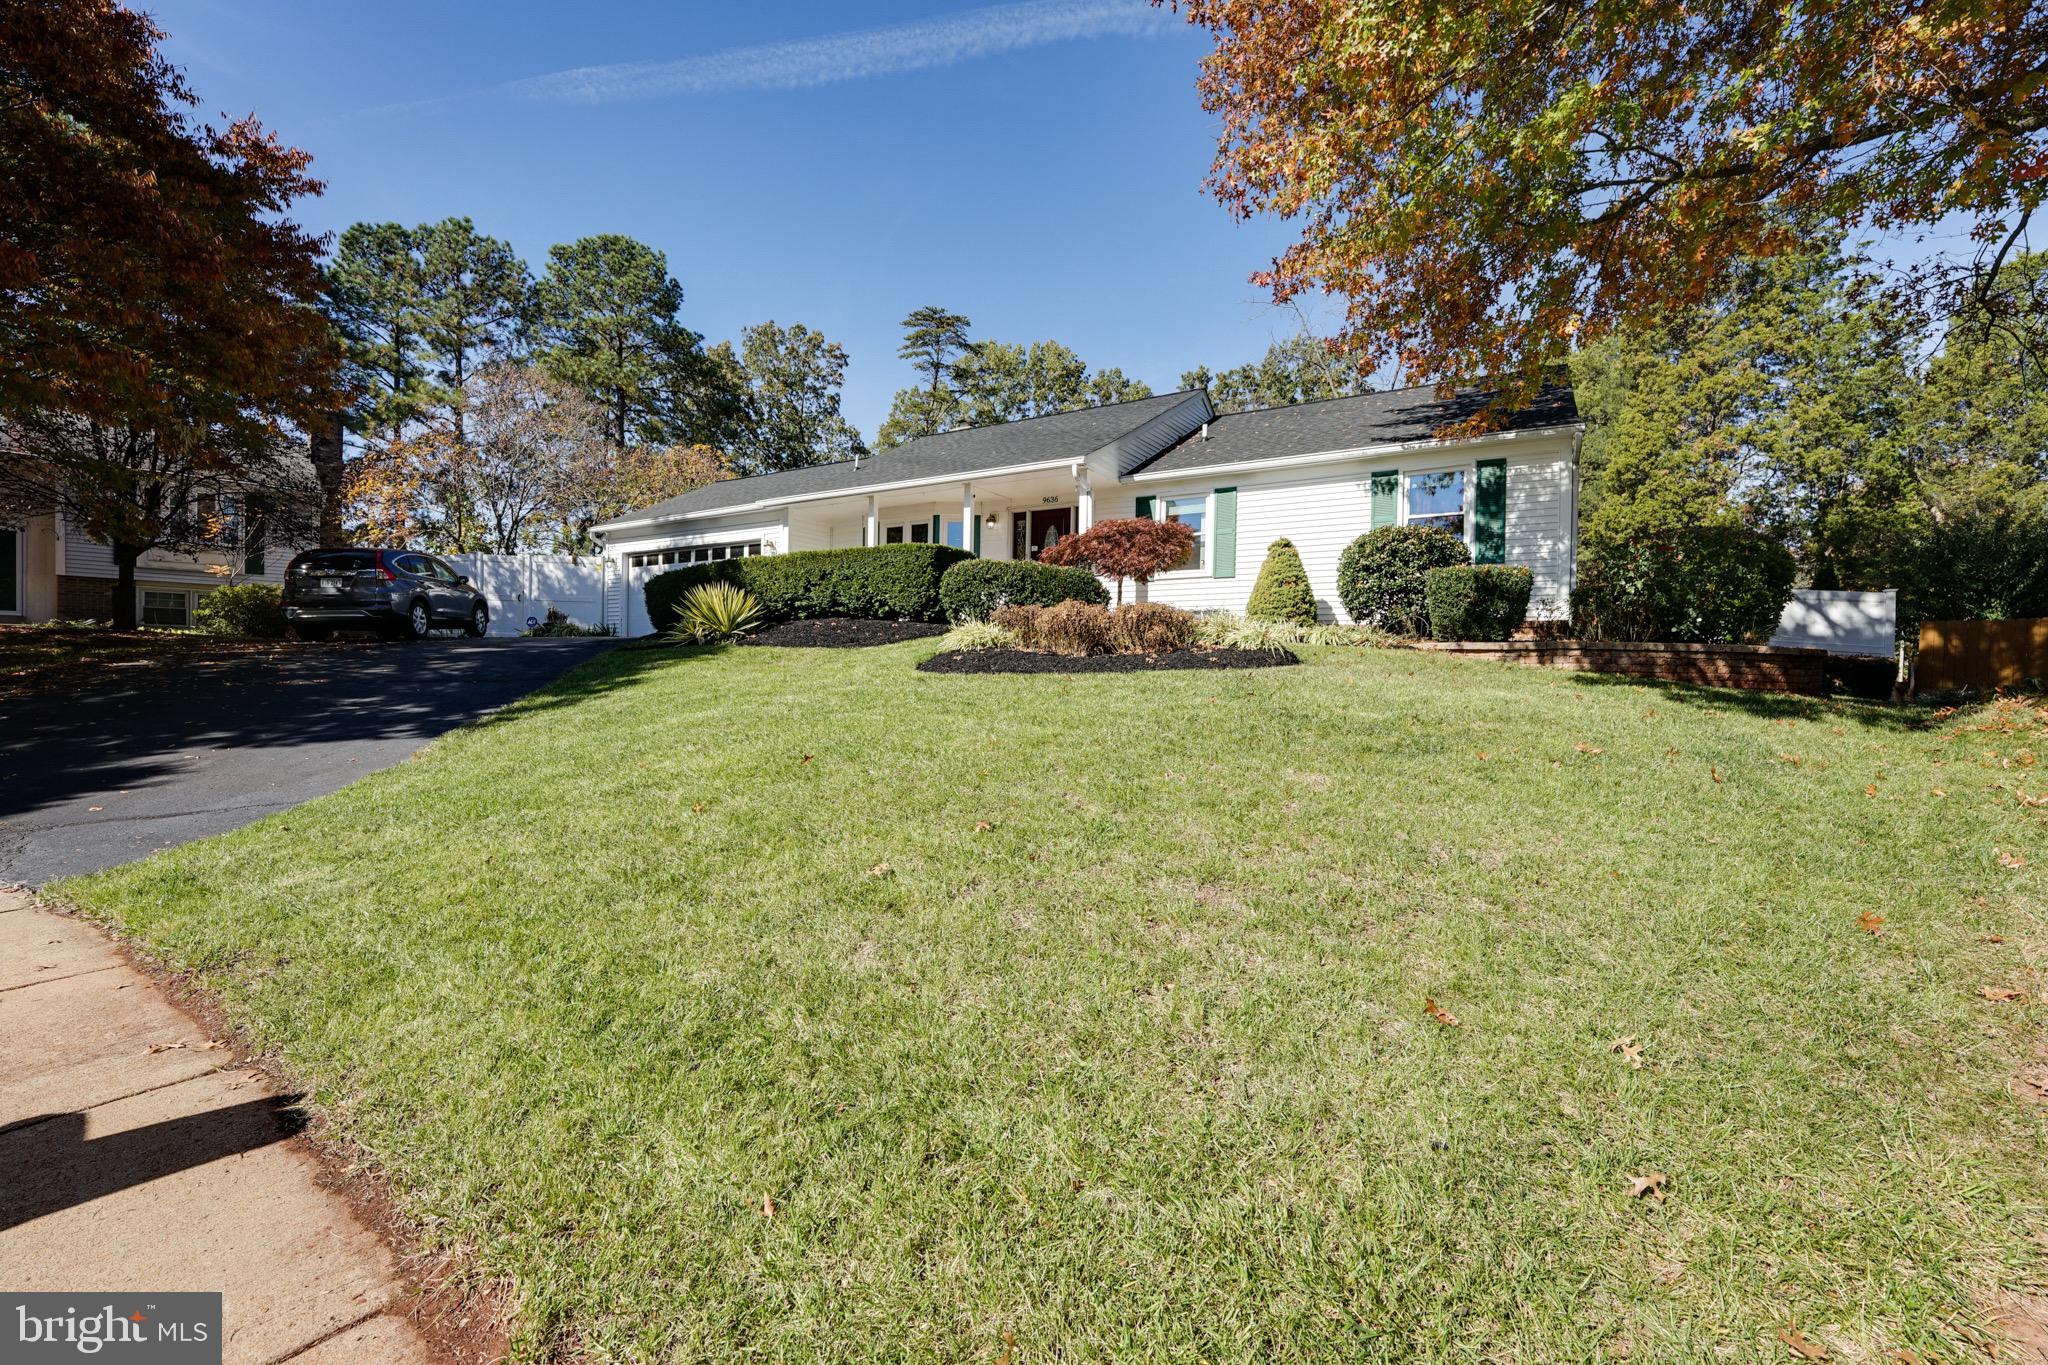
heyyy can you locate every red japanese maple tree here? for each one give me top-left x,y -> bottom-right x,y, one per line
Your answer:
1039,517 -> 1195,606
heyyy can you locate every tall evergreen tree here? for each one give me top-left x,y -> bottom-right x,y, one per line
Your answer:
897,305 -> 974,396
414,217 -> 530,442
326,222 -> 432,445
727,321 -> 866,474
532,234 -> 707,448
956,341 -> 1152,427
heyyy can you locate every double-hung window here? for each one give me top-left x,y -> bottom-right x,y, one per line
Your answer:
1405,470 -> 1467,541
142,589 -> 191,627
1163,496 -> 1206,572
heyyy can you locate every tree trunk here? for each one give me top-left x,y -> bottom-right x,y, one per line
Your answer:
112,543 -> 140,630
310,411 -> 347,544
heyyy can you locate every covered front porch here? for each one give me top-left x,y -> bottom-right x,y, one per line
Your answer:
785,463 -> 1097,562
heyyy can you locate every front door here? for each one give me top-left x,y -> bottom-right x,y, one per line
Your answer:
1023,507 -> 1074,560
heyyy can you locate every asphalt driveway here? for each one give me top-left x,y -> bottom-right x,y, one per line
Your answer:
0,637 -> 613,887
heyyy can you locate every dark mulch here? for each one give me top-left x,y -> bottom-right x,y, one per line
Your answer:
740,617 -> 949,649
917,646 -> 1299,675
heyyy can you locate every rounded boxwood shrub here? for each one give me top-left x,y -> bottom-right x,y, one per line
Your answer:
1245,537 -> 1317,626
643,544 -> 972,633
194,582 -> 287,637
938,558 -> 1107,622
1423,565 -> 1535,641
1569,525 -> 1795,643
1335,525 -> 1471,635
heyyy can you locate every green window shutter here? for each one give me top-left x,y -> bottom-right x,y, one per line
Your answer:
1211,487 -> 1237,579
1370,471 -> 1399,530
930,513 -> 941,544
1474,458 -> 1507,564
1135,494 -> 1155,520
972,515 -> 982,556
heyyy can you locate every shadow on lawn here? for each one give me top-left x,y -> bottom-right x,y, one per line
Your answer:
1564,668 -> 1931,732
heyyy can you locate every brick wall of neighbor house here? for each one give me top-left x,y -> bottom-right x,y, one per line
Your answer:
57,575 -> 114,621
1416,640 -> 1829,696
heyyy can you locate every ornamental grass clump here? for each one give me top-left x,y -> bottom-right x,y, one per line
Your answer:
1037,601 -> 1114,656
668,582 -> 763,644
1109,603 -> 1197,653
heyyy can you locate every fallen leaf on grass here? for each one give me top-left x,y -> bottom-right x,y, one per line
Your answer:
974,820 -> 993,833
1884,1350 -> 1926,1365
995,1329 -> 1018,1365
1856,910 -> 1886,935
865,862 -> 892,879
692,803 -> 706,813
2021,791 -> 2048,808
1997,849 -> 2029,869
1778,1326 -> 1827,1360
1608,1035 -> 1644,1068
800,754 -> 813,765
1627,1172 -> 1668,1203
1981,933 -> 2007,943
1865,784 -> 1881,798
760,1192 -> 776,1219
1576,742 -> 1605,755
1475,751 -> 1490,761
1980,986 -> 2028,1003
1711,766 -> 1724,783
1423,998 -> 1460,1028
1931,788 -> 1947,798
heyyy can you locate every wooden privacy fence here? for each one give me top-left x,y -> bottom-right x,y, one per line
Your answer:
1917,618 -> 2048,692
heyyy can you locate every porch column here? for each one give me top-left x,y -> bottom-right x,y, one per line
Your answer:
1076,467 -> 1094,532
961,482 -> 975,556
865,495 -> 878,548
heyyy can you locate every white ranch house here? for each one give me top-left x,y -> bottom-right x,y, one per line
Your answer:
594,384 -> 1583,636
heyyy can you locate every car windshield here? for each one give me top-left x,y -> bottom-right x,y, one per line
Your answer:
296,551 -> 377,574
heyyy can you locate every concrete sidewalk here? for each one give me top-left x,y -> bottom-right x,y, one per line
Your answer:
0,888 -> 445,1364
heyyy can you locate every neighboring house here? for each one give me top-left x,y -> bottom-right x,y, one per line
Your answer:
2,499 -> 291,627
593,383 -> 1583,635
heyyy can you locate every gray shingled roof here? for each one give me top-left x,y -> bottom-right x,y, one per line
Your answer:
1131,383 -> 1579,477
597,389 -> 1201,528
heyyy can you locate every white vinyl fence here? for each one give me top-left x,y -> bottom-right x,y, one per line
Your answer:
445,552 -> 608,636
1769,589 -> 1897,657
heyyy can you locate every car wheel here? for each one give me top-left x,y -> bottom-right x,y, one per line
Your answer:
291,624 -> 332,642
404,600 -> 432,640
465,604 -> 489,638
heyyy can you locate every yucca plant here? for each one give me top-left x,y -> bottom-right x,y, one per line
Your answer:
667,582 -> 763,643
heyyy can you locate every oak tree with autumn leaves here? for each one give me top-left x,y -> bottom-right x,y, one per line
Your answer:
1167,0 -> 2048,410
0,0 -> 338,626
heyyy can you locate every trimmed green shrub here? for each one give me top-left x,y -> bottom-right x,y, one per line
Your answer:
1423,565 -> 1535,641
1245,538 -> 1317,625
642,544 -> 971,632
667,583 -> 763,643
194,582 -> 286,637
1569,525 -> 1796,644
1335,525 -> 1471,635
1109,603 -> 1196,653
938,558 -> 1107,622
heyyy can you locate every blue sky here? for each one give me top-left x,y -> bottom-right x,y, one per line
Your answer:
149,0 -> 1315,440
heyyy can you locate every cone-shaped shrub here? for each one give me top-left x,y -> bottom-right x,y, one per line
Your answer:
1245,537 -> 1318,625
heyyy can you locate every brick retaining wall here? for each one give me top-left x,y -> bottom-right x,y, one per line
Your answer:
1414,639 -> 1830,696
56,575 -> 114,622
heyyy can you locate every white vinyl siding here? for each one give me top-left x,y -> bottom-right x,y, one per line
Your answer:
1110,438 -> 1578,622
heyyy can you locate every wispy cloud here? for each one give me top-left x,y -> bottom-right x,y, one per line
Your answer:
500,0 -> 1174,107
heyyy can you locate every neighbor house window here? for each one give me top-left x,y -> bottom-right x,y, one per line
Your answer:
1406,470 -> 1467,540
885,525 -> 905,544
0,527 -> 17,614
142,589 -> 190,627
1163,496 -> 1206,571
910,522 -> 930,544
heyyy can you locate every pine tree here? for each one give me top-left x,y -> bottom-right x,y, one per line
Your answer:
1246,538 -> 1318,625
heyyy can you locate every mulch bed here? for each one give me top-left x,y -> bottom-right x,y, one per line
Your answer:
918,646 -> 1299,675
740,617 -> 949,648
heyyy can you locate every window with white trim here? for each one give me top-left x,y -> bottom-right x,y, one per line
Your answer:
142,589 -> 191,627
1405,470 -> 1467,540
627,541 -> 763,569
1163,495 -> 1206,571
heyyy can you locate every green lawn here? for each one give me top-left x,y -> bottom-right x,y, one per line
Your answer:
58,640 -> 2048,1363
